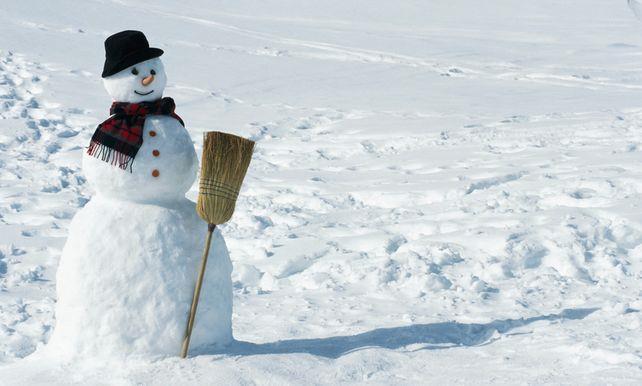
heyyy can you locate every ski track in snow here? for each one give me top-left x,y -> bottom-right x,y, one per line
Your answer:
1,0 -> 642,384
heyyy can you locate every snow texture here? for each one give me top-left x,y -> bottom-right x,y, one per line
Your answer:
0,0 -> 641,384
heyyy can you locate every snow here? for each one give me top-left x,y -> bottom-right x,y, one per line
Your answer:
1,0 -> 642,384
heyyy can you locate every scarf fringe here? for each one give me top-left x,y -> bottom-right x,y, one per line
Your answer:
87,141 -> 134,172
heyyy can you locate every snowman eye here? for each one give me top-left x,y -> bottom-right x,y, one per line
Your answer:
131,68 -> 139,75
150,69 -> 156,75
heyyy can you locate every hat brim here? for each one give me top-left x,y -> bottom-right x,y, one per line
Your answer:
102,47 -> 164,78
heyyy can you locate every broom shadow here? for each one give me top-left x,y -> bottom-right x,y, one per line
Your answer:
196,307 -> 598,359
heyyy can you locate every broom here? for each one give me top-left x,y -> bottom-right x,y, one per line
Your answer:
180,131 -> 255,358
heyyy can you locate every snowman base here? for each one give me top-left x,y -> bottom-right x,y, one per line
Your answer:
47,196 -> 233,359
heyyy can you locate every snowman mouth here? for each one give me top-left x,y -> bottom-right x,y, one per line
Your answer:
134,90 -> 154,96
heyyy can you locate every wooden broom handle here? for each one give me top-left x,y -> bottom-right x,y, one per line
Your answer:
181,223 -> 216,358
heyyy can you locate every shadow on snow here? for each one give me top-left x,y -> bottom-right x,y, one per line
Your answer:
197,307 -> 597,359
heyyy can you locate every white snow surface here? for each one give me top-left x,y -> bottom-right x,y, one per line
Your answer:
0,0 -> 642,384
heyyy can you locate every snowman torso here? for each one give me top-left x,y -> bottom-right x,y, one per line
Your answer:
83,115 -> 198,203
48,54 -> 233,359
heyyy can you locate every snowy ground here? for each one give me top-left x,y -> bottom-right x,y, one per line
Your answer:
1,0 -> 642,384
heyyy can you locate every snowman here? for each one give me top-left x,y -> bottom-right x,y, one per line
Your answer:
47,30 -> 233,359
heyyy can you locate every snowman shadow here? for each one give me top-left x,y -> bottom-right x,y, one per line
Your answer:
196,307 -> 598,359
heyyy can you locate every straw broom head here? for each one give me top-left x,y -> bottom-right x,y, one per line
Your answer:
197,131 -> 255,225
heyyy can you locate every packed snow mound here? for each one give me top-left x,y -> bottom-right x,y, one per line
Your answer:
47,196 -> 233,359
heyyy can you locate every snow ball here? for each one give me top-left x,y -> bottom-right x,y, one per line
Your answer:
103,58 -> 167,103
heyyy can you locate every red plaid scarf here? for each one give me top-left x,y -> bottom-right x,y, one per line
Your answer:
87,97 -> 184,172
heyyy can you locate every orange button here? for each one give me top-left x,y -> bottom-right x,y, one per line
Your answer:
149,130 -> 157,137
152,149 -> 160,157
151,169 -> 160,177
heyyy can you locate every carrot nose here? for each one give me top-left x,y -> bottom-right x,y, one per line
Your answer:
141,75 -> 154,86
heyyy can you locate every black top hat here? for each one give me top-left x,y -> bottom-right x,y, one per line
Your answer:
102,30 -> 164,78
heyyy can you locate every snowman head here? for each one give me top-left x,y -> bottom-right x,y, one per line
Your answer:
103,58 -> 167,103
101,30 -> 166,103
